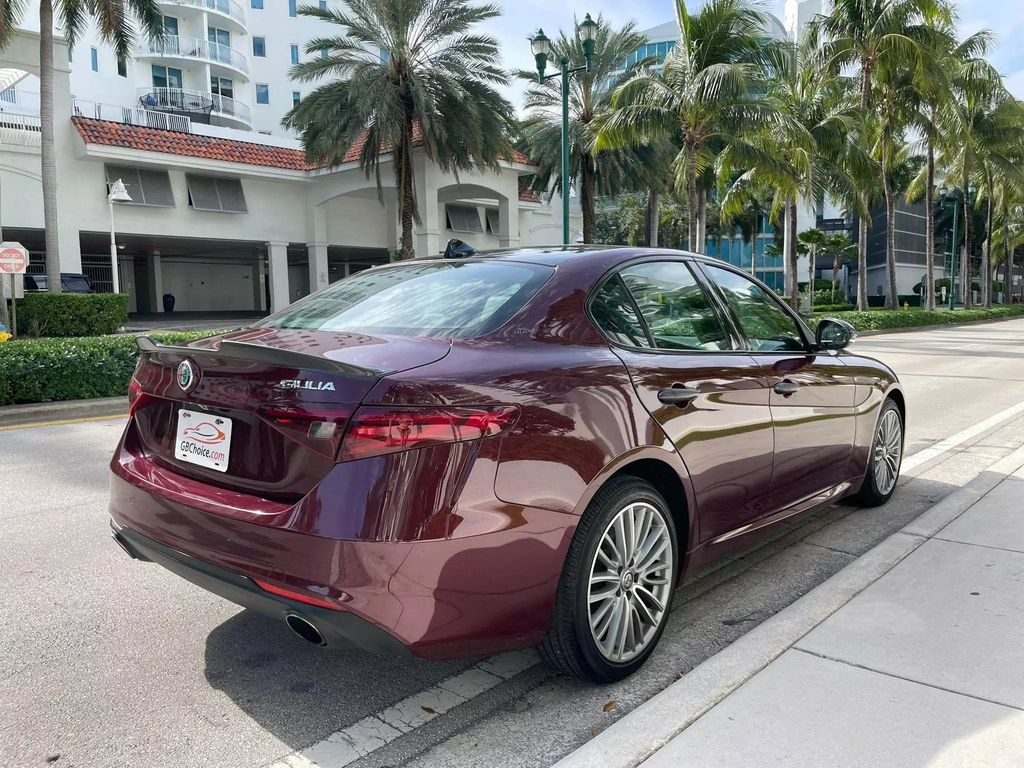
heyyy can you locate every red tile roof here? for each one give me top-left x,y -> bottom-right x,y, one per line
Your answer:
73,117 -> 533,171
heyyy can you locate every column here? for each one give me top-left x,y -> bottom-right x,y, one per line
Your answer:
147,252 -> 163,313
308,243 -> 329,293
414,160 -> 441,258
498,197 -> 520,249
266,241 -> 290,313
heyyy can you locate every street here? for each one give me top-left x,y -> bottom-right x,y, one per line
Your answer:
3,319 -> 1024,768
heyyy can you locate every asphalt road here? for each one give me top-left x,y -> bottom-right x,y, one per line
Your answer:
3,318 -> 1024,768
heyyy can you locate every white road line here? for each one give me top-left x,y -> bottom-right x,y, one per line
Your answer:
266,649 -> 538,768
265,398 -> 1024,768
901,399 -> 1024,473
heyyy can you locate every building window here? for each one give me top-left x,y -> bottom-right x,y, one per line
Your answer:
256,84 -> 269,104
289,0 -> 297,16
90,47 -> 98,72
252,36 -> 266,57
320,48 -> 329,59
162,15 -> 178,36
68,47 -> 73,63
290,44 -> 299,65
104,165 -> 175,207
117,56 -> 127,77
292,91 -> 301,107
250,0 -> 263,7
445,205 -> 483,233
319,0 -> 327,8
151,65 -> 183,89
211,76 -> 233,99
187,175 -> 248,213
485,208 -> 500,235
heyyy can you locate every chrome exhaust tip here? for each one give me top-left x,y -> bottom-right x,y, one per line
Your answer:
286,614 -> 326,646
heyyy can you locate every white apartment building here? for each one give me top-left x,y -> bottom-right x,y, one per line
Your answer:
0,7 -> 578,316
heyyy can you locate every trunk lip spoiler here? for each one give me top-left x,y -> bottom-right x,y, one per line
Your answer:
136,335 -> 380,378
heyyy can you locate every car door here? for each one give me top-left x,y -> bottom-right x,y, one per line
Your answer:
590,259 -> 775,544
697,263 -> 858,514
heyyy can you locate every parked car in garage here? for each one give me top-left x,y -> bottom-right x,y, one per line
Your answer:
22,273 -> 95,293
109,247 -> 904,682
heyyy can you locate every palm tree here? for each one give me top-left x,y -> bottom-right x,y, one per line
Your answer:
284,0 -> 515,260
595,0 -> 781,252
717,29 -> 857,310
815,0 -> 949,309
518,19 -> 660,244
1,0 -> 163,293
799,228 -> 829,304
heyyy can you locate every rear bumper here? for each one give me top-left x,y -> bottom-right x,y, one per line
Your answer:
108,438 -> 577,660
111,520 -> 409,655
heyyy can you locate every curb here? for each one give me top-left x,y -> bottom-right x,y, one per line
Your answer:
554,443 -> 1024,768
852,314 -> 1024,337
0,396 -> 128,427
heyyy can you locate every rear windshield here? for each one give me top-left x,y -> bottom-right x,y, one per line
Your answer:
260,261 -> 552,339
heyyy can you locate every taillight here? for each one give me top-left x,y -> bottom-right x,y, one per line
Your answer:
259,404 -> 354,458
127,377 -> 151,416
338,405 -> 519,462
253,579 -> 342,610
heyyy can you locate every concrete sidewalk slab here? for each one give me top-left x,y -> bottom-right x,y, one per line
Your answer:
641,649 -> 1024,768
0,396 -> 127,427
935,471 -> 1024,553
797,537 -> 1024,710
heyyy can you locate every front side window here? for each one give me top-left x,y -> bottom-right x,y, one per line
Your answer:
702,264 -> 805,352
262,262 -> 552,339
619,262 -> 731,351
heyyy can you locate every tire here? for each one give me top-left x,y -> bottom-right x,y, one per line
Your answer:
851,398 -> 904,507
539,476 -> 678,683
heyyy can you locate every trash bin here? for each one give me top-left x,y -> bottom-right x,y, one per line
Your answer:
162,293 -> 176,313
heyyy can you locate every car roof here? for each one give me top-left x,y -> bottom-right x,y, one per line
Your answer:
417,246 -> 704,269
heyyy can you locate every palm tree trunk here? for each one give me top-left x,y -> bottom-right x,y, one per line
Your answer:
925,140 -> 936,311
39,0 -> 62,292
983,184 -> 994,307
686,143 -> 698,252
1004,216 -> 1012,305
581,153 -> 596,244
397,133 -> 415,260
696,188 -> 707,254
786,199 -> 799,311
962,185 -> 973,309
883,173 -> 898,310
857,213 -> 868,312
648,188 -> 659,247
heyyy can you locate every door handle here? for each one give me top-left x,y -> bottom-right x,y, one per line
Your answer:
773,380 -> 800,397
658,387 -> 700,406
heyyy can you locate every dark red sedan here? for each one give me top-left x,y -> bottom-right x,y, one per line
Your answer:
109,248 -> 904,682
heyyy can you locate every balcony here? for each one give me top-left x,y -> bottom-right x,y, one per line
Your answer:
73,98 -> 193,133
158,0 -> 247,31
137,35 -> 249,77
137,86 -> 252,129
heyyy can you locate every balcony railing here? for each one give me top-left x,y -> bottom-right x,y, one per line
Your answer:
138,86 -> 252,126
0,112 -> 41,146
73,98 -> 193,133
159,0 -> 246,27
138,35 -> 249,75
0,88 -> 40,115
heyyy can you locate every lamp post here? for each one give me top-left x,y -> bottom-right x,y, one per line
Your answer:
107,179 -> 131,294
529,13 -> 599,247
938,183 -> 977,310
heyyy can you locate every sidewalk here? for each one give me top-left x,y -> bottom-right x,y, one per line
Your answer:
558,447 -> 1024,768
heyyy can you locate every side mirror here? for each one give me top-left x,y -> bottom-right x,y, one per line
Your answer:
815,317 -> 856,350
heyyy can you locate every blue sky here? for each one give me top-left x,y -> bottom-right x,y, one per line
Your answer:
481,0 -> 1024,108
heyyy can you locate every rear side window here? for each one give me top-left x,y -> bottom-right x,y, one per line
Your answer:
619,262 -> 732,351
591,276 -> 652,348
261,261 -> 552,339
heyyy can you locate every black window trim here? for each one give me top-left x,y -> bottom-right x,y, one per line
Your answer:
585,254 -> 745,355
692,258 -> 816,355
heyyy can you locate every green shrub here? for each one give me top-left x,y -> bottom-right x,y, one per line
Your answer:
814,303 -> 856,313
0,330 -> 225,406
813,289 -> 847,306
15,293 -> 130,337
807,304 -> 1024,333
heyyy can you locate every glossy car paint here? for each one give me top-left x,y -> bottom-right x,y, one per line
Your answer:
109,247 -> 902,660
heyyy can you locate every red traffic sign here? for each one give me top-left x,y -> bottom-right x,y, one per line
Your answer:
0,242 -> 28,274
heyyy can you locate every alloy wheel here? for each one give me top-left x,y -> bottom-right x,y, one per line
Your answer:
872,408 -> 903,496
587,502 -> 673,663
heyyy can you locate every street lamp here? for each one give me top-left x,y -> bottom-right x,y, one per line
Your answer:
529,13 -> 599,247
107,178 -> 132,294
938,182 -> 977,310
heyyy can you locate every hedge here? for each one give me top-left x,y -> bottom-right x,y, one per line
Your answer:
808,304 -> 1024,333
15,293 -> 130,337
0,330 -> 224,406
